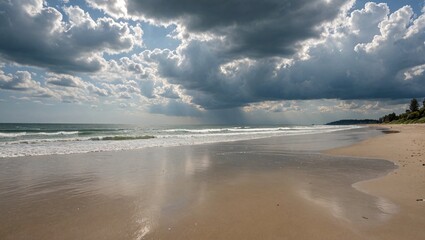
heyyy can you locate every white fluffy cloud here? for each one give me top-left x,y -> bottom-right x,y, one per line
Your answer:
0,0 -> 142,72
1,69 -> 145,104
1,70 -> 40,91
85,0 -> 128,19
46,73 -> 85,88
0,70 -> 56,98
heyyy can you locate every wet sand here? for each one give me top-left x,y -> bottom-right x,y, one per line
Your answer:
0,128 -> 398,239
326,124 -> 425,239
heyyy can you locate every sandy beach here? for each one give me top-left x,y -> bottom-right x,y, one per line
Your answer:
2,0 -> 424,239
326,124 -> 425,239
0,126 -> 422,239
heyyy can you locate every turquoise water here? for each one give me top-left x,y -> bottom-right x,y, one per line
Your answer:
0,123 -> 361,158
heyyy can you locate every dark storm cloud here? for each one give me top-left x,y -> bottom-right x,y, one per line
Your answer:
149,99 -> 201,117
0,1 -> 140,73
144,3 -> 425,109
126,0 -> 351,58
148,98 -> 248,123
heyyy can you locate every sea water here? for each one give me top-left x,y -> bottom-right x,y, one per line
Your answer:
0,123 -> 361,158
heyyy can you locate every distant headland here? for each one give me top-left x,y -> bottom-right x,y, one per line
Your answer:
326,119 -> 379,125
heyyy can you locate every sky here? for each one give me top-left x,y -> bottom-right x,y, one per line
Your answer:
0,0 -> 424,125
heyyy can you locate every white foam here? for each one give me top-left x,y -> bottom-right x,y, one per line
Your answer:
0,125 -> 362,158
30,131 -> 79,136
0,131 -> 79,138
0,132 -> 27,138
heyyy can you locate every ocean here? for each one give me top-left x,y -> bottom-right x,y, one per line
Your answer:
0,123 -> 361,158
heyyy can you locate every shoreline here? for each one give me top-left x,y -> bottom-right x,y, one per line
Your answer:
325,124 -> 425,239
0,127 -> 393,240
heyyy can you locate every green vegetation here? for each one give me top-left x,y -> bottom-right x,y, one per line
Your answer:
379,98 -> 425,124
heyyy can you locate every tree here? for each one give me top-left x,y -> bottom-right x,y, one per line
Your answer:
423,98 -> 425,108
388,112 -> 397,121
410,98 -> 419,112
379,98 -> 424,124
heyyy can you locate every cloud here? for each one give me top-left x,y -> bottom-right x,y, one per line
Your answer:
404,64 -> 425,80
85,0 -> 128,19
159,86 -> 180,99
149,99 -> 201,117
89,0 -> 353,59
141,2 -> 425,109
244,101 -> 301,113
316,99 -> 409,115
0,70 -> 56,98
86,53 -> 188,102
0,0 -> 142,73
0,70 -> 40,91
46,73 -> 84,87
63,6 -> 142,54
86,83 -> 110,97
0,69 -> 113,103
